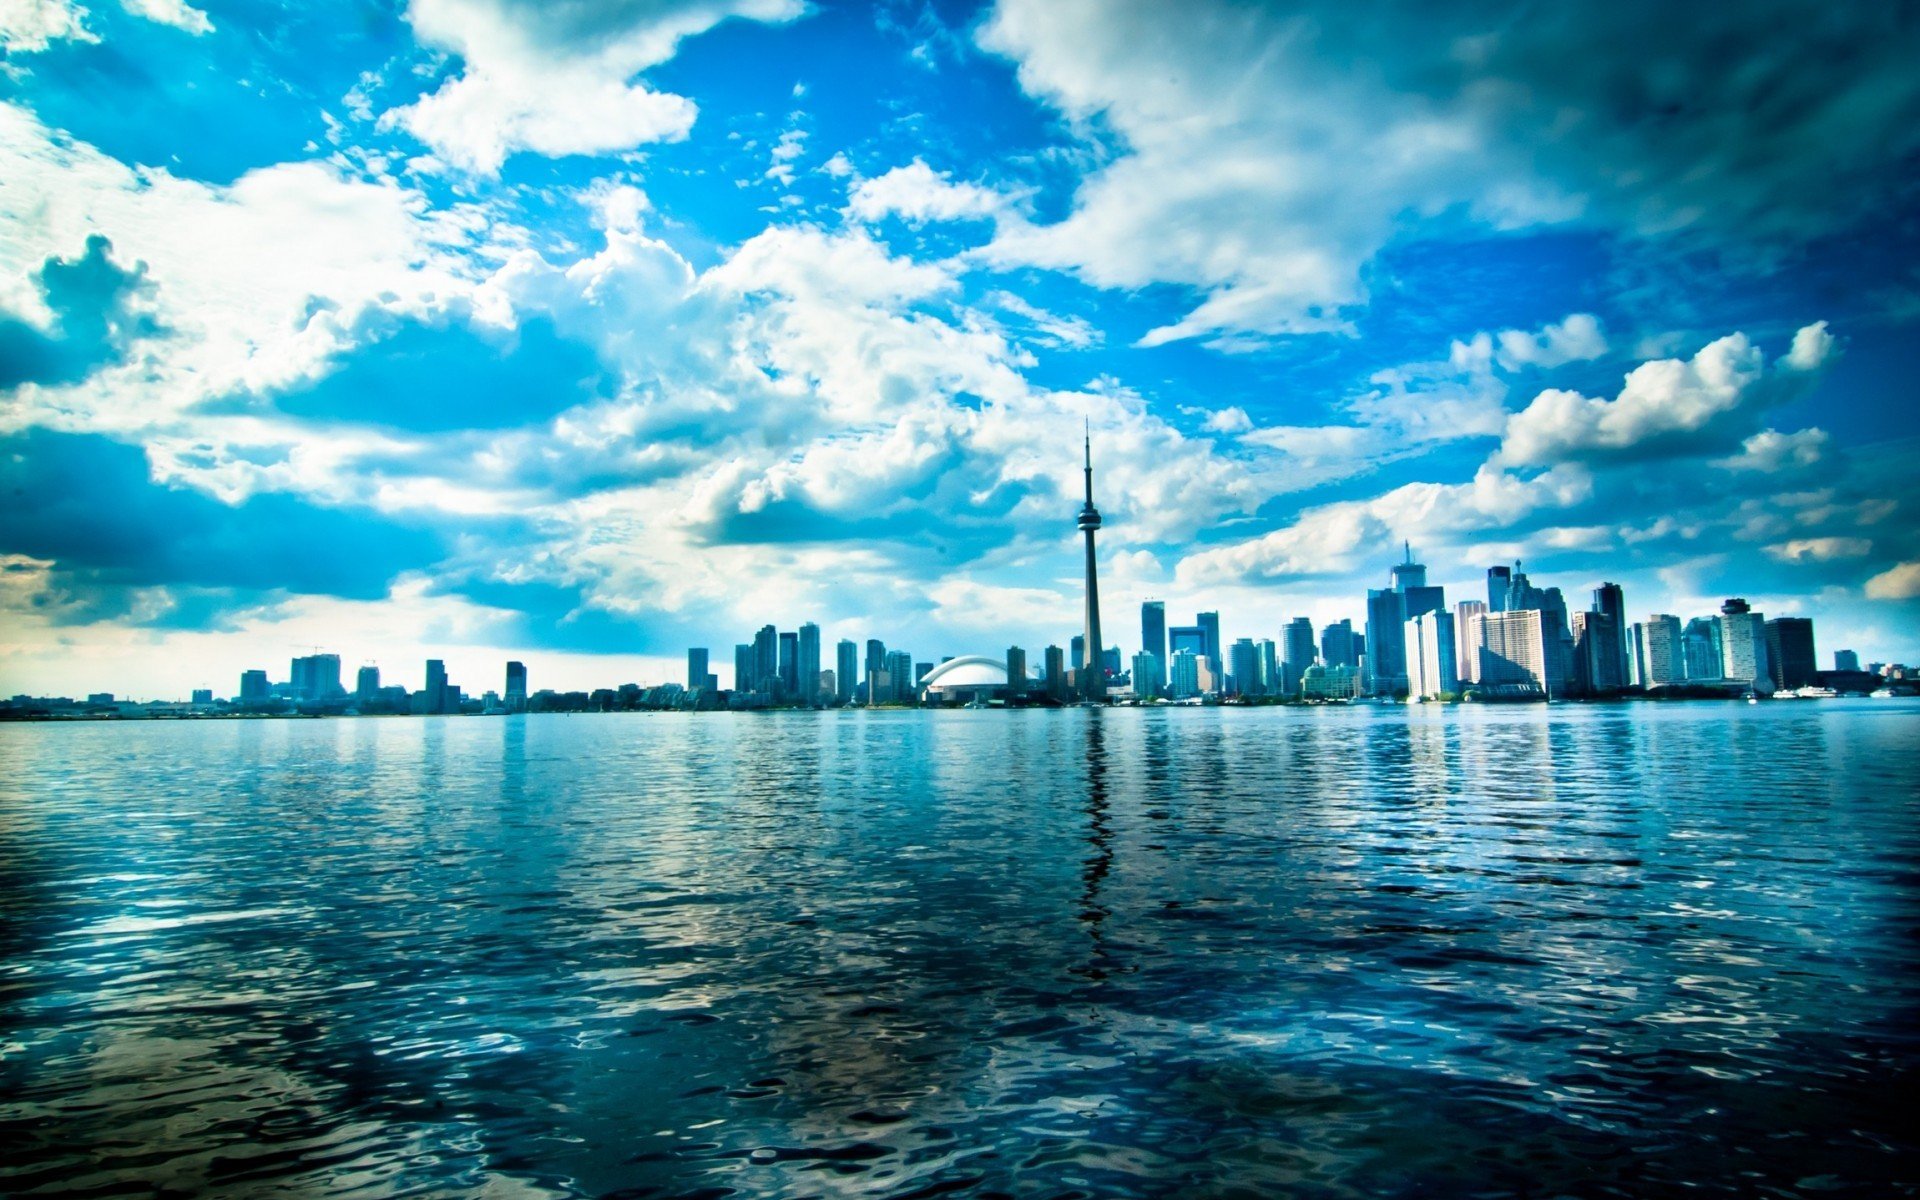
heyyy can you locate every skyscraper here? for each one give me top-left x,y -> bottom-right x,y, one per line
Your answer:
1635,615 -> 1685,689
1718,600 -> 1769,687
1366,544 -> 1444,696
1196,611 -> 1222,674
290,653 -> 342,702
1168,650 -> 1200,699
798,623 -> 822,705
686,649 -> 709,693
356,664 -> 380,699
1320,619 -> 1359,669
240,669 -> 270,702
1593,583 -> 1629,688
777,631 -> 799,697
505,661 -> 528,710
1835,649 -> 1860,672
1006,646 -> 1027,699
1487,565 -> 1512,612
1229,638 -> 1259,697
1131,650 -> 1163,698
1571,611 -> 1625,694
1281,617 -> 1315,696
1475,610 -> 1551,697
1141,600 -> 1167,669
1077,427 -> 1107,702
1765,617 -> 1816,690
754,626 -> 778,695
836,639 -> 858,704
1404,609 -> 1457,700
1682,618 -> 1722,680
425,659 -> 448,714
734,644 -> 754,693
1044,645 -> 1066,701
865,638 -> 887,704
1453,601 -> 1487,685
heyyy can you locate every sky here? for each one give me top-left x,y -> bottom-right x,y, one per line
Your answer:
2,0 -> 1918,699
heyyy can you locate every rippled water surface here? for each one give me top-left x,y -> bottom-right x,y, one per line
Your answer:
3,702 -> 1918,1198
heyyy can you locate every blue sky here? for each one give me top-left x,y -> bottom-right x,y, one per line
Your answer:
2,0 -> 1918,697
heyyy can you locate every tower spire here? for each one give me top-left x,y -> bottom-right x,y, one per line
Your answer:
1077,423 -> 1106,702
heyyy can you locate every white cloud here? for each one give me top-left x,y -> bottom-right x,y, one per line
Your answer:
985,290 -> 1098,348
1494,313 -> 1608,370
765,128 -> 806,186
1713,427 -> 1829,473
1765,537 -> 1871,563
1865,562 -> 1920,601
1498,323 -> 1831,467
119,0 -> 209,34
383,0 -> 805,175
1199,406 -> 1251,434
976,1 -> 1920,347
848,159 -> 1014,226
0,0 -> 95,50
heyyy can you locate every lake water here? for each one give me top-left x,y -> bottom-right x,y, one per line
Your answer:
2,702 -> 1917,1198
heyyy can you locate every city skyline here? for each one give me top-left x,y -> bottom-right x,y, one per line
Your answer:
4,2 -> 1920,699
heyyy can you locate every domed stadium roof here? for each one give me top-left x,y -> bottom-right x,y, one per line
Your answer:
919,655 -> 1010,694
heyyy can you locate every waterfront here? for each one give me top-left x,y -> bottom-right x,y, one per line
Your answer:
2,702 -> 1917,1198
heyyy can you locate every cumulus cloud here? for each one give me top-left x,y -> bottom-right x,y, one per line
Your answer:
383,0 -> 805,175
1765,537 -> 1872,563
848,159 -> 1015,226
119,0 -> 209,34
977,0 -> 1920,346
1498,322 -> 1833,467
1494,313 -> 1608,370
1865,562 -> 1920,601
1713,427 -> 1829,473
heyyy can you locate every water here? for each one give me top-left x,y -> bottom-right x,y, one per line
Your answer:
2,702 -> 1917,1199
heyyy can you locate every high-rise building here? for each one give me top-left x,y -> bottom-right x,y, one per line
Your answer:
1320,619 -> 1359,669
886,650 -> 916,703
1044,644 -> 1067,701
1765,617 -> 1817,690
1070,635 -> 1085,674
1281,617 -> 1315,696
425,659 -> 448,714
1474,610 -> 1551,696
1102,646 -> 1121,677
1634,615 -> 1685,689
1229,638 -> 1260,697
864,638 -> 886,703
356,665 -> 380,699
1131,651 -> 1162,698
836,640 -> 858,704
777,631 -> 798,697
1006,646 -> 1028,698
1487,565 -> 1512,612
1835,649 -> 1860,672
505,661 -> 528,710
1683,618 -> 1722,680
1405,610 -> 1457,700
1169,625 -> 1208,659
1366,544 -> 1444,696
1169,649 -> 1200,699
1571,611 -> 1625,695
1717,600 -> 1769,686
192,689 -> 214,705
290,653 -> 342,702
1258,639 -> 1279,696
1453,601 -> 1488,685
1141,601 -> 1167,670
240,669 -> 270,702
1077,429 -> 1107,702
1196,611 -> 1222,673
686,649 -> 709,694
1593,583 -> 1630,688
754,626 -> 778,695
734,644 -> 754,693
798,623 -> 822,705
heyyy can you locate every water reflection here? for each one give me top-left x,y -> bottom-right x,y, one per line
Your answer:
0,703 -> 1915,1199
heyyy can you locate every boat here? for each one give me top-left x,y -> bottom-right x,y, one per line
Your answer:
1793,686 -> 1838,699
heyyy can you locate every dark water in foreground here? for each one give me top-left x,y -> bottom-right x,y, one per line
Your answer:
2,702 -> 1918,1199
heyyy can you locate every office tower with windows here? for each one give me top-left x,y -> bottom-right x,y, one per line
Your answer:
777,631 -> 798,698
1717,600 -> 1769,686
1141,601 -> 1167,670
425,659 -> 448,714
686,649 -> 709,694
798,623 -> 822,704
836,640 -> 858,704
1475,610 -> 1551,696
734,644 -> 754,693
505,661 -> 528,710
1593,582 -> 1630,687
1635,615 -> 1685,688
1366,544 -> 1445,696
1571,611 -> 1625,695
1229,638 -> 1260,697
1453,601 -> 1487,685
1006,646 -> 1027,698
356,665 -> 380,699
1765,617 -> 1817,690
1405,609 -> 1458,700
1835,648 -> 1860,672
1487,564 -> 1512,612
753,626 -> 778,695
290,653 -> 343,702
1169,650 -> 1200,699
1196,611 -> 1222,672
1683,618 -> 1722,680
1320,619 -> 1359,669
1281,617 -> 1315,695
240,669 -> 270,702
1044,645 -> 1067,701
1131,651 -> 1163,698
864,639 -> 886,703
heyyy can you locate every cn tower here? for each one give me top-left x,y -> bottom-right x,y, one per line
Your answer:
1078,424 -> 1107,702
